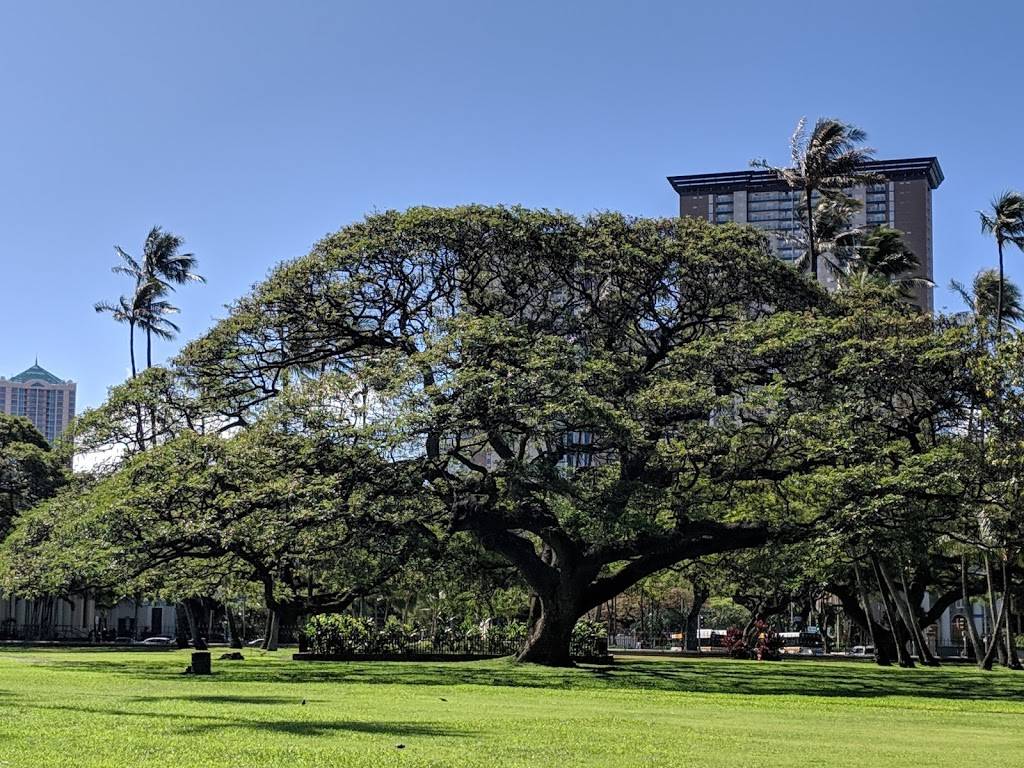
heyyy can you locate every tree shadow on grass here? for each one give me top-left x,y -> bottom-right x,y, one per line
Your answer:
182,719 -> 469,738
19,701 -> 472,739
129,694 -> 315,706
15,650 -> 1024,703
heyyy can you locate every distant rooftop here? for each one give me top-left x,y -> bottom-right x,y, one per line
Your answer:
668,157 -> 944,196
8,362 -> 67,385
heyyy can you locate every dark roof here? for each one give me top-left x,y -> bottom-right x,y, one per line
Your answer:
9,363 -> 65,385
667,157 -> 944,195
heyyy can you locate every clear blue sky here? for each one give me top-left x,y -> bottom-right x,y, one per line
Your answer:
1,1 -> 1021,409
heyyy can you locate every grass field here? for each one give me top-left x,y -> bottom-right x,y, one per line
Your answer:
0,648 -> 1021,767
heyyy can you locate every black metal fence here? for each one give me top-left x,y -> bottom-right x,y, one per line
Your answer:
300,632 -> 608,660
0,623 -> 91,641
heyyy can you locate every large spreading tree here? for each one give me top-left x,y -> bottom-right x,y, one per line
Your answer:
176,205 -> 952,665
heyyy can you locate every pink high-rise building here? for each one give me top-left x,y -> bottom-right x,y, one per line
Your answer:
0,361 -> 76,443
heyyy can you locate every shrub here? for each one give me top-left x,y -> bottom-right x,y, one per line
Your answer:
305,614 -> 372,655
723,626 -> 750,659
751,619 -> 782,661
571,619 -> 608,656
723,621 -> 782,661
378,616 -> 414,653
487,619 -> 527,647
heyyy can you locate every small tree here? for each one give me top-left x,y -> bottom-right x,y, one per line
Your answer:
0,415 -> 67,534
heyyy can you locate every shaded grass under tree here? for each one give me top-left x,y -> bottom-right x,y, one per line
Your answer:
0,648 -> 1021,767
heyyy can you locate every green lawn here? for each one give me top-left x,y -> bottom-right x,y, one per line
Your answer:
0,648 -> 1021,767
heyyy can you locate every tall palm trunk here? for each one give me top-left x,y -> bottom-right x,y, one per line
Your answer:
805,191 -> 817,279
996,239 -> 1005,338
128,321 -> 137,378
129,319 -> 145,450
145,327 -> 158,448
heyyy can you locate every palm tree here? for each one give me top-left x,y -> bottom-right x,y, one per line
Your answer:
950,269 -> 1024,332
979,192 -> 1024,337
753,118 -> 880,279
135,283 -> 182,368
108,226 -> 203,370
809,194 -> 862,275
95,279 -> 181,377
841,226 -> 932,299
140,226 -> 204,288
858,226 -> 919,279
94,294 -> 143,378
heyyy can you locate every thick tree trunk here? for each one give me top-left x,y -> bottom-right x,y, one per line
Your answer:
517,592 -> 578,666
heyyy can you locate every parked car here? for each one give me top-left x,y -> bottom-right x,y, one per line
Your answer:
138,636 -> 174,646
849,645 -> 874,657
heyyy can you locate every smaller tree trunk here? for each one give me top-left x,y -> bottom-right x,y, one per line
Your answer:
854,562 -> 888,666
981,595 -> 1009,671
984,555 -> 1008,667
225,606 -> 243,649
184,602 -> 207,651
1001,556 -> 1022,670
265,610 -> 281,652
961,553 -> 986,667
174,604 -> 190,649
870,556 -> 913,668
685,583 -> 710,652
133,595 -> 142,641
895,565 -> 940,666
